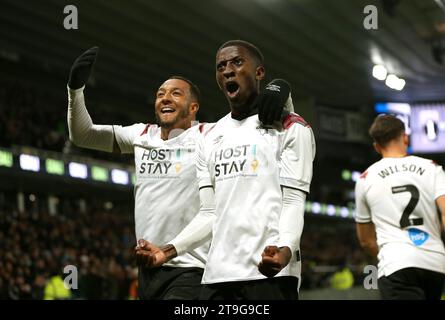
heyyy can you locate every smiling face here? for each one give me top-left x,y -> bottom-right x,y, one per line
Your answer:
215,45 -> 265,113
154,78 -> 198,130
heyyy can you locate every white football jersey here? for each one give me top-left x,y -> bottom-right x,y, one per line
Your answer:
114,122 -> 213,268
197,113 -> 315,284
355,155 -> 445,277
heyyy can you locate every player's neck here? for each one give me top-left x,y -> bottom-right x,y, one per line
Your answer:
381,148 -> 407,158
230,108 -> 250,121
160,122 -> 191,140
230,93 -> 257,121
160,128 -> 171,140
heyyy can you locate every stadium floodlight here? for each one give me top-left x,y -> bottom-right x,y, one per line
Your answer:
385,74 -> 398,89
351,171 -> 361,182
304,200 -> 355,218
327,204 -> 336,216
46,159 -> 65,175
111,169 -> 129,185
0,150 -> 13,167
91,166 -> 108,182
312,202 -> 321,214
340,207 -> 350,218
68,162 -> 88,179
393,78 -> 405,91
19,154 -> 40,172
372,65 -> 387,80
385,74 -> 406,91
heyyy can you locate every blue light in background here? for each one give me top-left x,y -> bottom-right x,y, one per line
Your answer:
375,103 -> 388,113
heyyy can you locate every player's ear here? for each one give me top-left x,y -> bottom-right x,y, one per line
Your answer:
255,66 -> 265,81
189,102 -> 199,116
373,142 -> 382,155
403,133 -> 409,147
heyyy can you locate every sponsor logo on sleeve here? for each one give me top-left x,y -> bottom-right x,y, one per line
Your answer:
407,228 -> 429,246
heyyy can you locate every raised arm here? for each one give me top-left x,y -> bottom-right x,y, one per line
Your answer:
67,47 -> 120,153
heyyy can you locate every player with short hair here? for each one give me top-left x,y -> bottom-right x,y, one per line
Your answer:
136,40 -> 315,300
66,46 -> 291,299
355,114 -> 445,300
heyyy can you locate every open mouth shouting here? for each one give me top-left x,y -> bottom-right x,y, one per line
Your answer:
225,81 -> 240,99
156,104 -> 178,124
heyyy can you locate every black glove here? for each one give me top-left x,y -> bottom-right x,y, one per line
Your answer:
68,46 -> 99,90
257,79 -> 291,126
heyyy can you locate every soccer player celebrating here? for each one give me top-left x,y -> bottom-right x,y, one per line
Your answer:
355,114 -> 445,299
137,40 -> 315,299
66,46 -> 289,299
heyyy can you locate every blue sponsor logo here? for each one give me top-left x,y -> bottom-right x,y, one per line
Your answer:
408,228 -> 429,246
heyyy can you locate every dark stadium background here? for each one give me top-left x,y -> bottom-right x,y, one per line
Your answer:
1,0 -> 445,300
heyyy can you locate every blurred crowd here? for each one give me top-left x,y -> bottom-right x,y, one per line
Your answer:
0,81 -> 137,163
300,217 -> 372,290
0,192 -> 371,299
0,196 -> 138,300
0,82 -> 66,152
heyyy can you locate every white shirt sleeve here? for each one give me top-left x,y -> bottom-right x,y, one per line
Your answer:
169,186 -> 215,256
355,177 -> 372,223
279,122 -> 316,192
434,164 -> 445,200
113,123 -> 147,154
196,133 -> 213,189
67,86 -> 115,152
277,187 -> 306,254
169,130 -> 217,255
